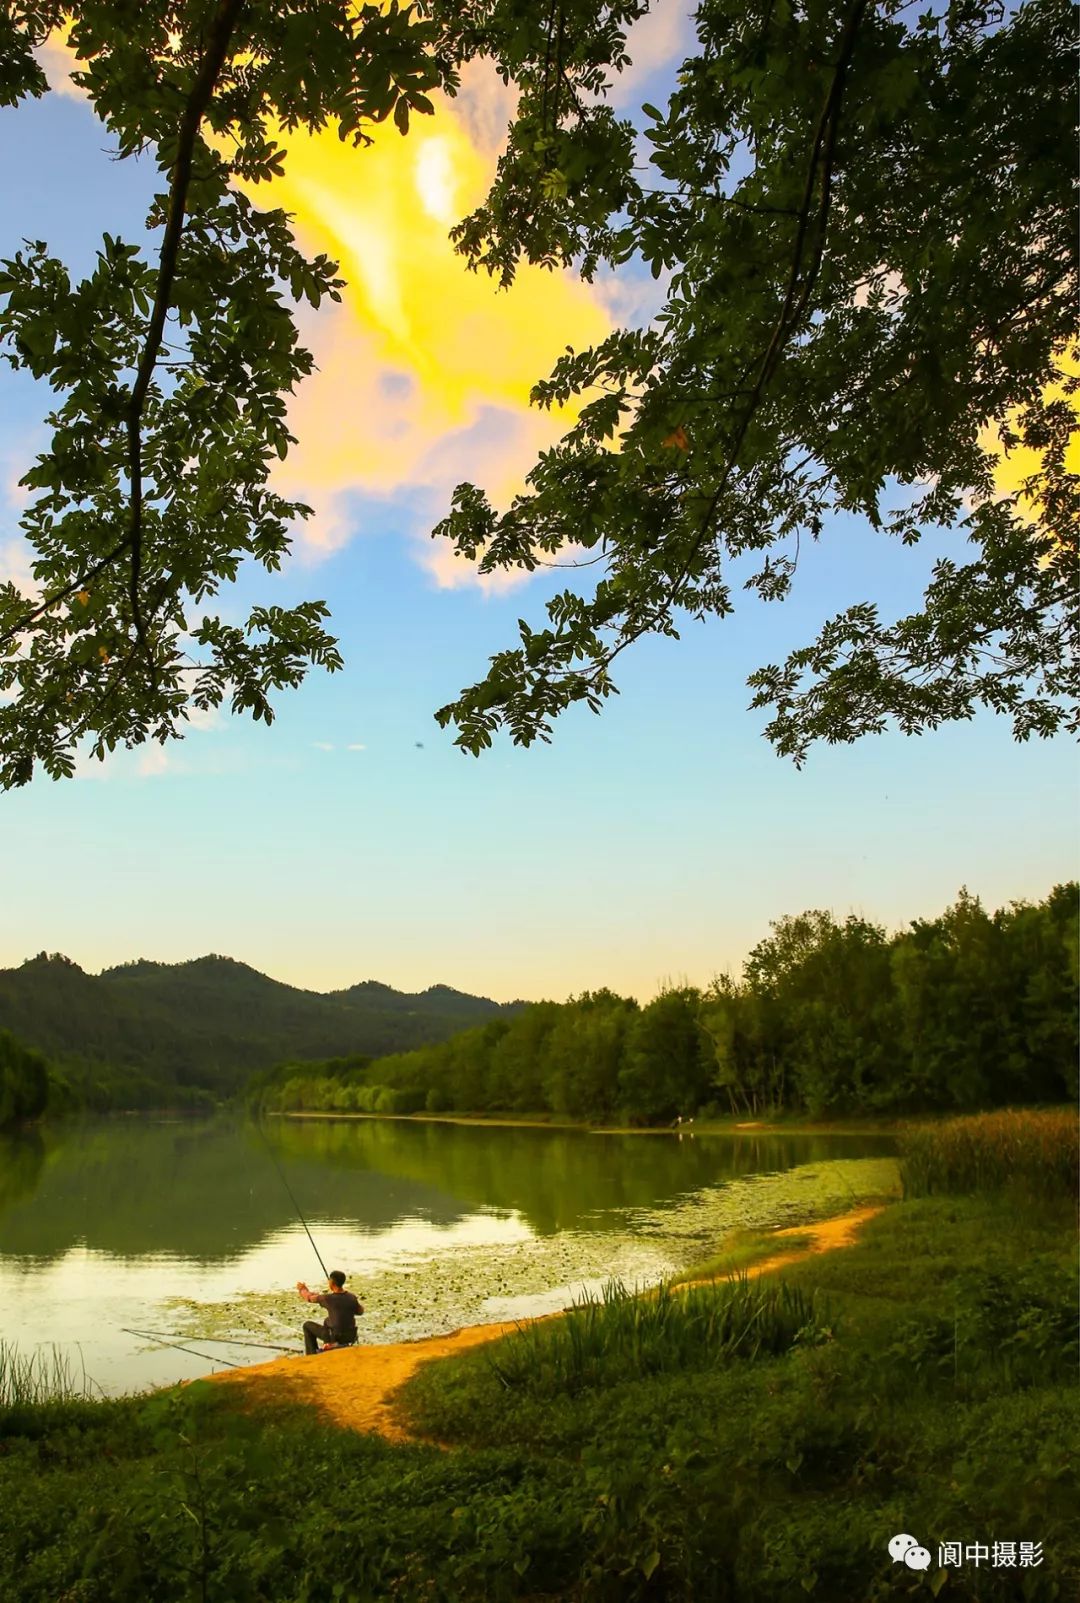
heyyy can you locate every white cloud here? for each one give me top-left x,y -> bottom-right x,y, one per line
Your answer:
453,59 -> 517,158
609,0 -> 694,106
312,740 -> 334,751
71,750 -> 116,782
183,704 -> 221,733
0,537 -> 38,600
346,742 -> 366,751
136,746 -> 170,777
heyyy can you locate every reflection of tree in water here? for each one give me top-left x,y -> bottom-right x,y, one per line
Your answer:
0,1119 -> 469,1263
271,1118 -> 897,1237
0,1130 -> 46,1218
0,1118 -> 895,1265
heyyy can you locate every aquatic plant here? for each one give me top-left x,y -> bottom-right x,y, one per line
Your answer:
0,1340 -> 94,1409
898,1109 -> 1078,1200
485,1276 -> 829,1397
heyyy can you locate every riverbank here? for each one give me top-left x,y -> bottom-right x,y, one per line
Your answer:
272,1107 -> 902,1137
2,1111 -> 1075,1601
205,1204 -> 886,1440
2,1181 -> 1075,1601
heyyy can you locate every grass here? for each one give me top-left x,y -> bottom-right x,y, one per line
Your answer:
898,1107 -> 1078,1200
668,1227 -> 815,1285
0,1340 -> 96,1412
485,1276 -> 828,1397
0,1111 -> 1076,1602
397,1191 -> 1078,1600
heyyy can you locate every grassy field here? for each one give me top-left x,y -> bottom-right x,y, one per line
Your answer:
0,1112 -> 1075,1601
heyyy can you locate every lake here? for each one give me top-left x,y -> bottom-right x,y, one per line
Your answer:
0,1115 -> 898,1394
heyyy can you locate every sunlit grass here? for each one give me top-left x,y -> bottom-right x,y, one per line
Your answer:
898,1108 -> 1078,1200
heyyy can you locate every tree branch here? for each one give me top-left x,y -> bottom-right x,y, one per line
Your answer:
0,0 -> 247,660
126,0 -> 248,679
562,0 -> 873,691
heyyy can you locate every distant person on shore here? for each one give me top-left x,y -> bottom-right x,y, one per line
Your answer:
296,1271 -> 363,1356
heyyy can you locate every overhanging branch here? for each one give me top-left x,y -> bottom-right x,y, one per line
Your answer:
0,0 -> 248,660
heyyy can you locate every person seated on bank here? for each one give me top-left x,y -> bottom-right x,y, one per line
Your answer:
296,1270 -> 363,1356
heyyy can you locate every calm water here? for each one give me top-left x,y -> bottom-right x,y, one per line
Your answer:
0,1116 -> 896,1394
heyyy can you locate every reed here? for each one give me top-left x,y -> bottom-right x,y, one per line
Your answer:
898,1108 -> 1078,1200
0,1340 -> 92,1409
486,1275 -> 826,1397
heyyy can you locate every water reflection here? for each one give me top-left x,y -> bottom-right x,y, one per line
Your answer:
0,1116 -> 895,1394
0,1116 -> 895,1260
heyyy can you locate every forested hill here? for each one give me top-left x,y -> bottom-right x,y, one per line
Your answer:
0,954 -> 522,1097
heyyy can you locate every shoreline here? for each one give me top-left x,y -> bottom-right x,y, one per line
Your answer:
269,1109 -> 899,1138
205,1201 -> 888,1442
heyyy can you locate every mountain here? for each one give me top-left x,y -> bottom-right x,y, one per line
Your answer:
0,953 -> 523,1097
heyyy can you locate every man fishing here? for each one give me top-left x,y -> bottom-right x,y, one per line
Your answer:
296,1271 -> 363,1356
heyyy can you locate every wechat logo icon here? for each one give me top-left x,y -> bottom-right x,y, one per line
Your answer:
889,1534 -> 932,1571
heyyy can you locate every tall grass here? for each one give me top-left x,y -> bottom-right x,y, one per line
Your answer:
0,1340 -> 94,1409
899,1109 -> 1078,1200
487,1276 -> 828,1398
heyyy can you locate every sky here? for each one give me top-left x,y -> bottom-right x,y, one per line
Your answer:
0,5 -> 1075,1004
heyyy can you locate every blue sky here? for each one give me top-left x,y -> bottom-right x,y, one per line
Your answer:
0,8 -> 1074,1002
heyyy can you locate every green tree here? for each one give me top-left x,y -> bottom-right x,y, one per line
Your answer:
891,889 -> 1013,1108
486,1002 -> 563,1113
737,910 -> 900,1115
542,990 -> 636,1118
617,986 -> 711,1124
995,886 -> 1079,1102
699,978 -> 787,1118
0,1029 -> 50,1126
0,0 -> 644,785
436,0 -> 1077,761
2,1 -> 1074,786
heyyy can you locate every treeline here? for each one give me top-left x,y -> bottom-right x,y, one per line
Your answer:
0,1032 -> 49,1128
0,1028 -> 214,1128
256,885 -> 1078,1124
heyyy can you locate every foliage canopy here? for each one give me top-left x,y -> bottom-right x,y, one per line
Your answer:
0,0 -> 1075,787
259,882 -> 1079,1122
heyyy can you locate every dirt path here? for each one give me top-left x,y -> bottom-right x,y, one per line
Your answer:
208,1203 -> 885,1441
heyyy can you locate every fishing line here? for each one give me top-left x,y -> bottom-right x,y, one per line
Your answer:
124,1325 -> 296,1355
121,1328 -> 244,1369
255,1120 -> 330,1282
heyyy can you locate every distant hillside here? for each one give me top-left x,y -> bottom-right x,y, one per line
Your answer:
0,953 -> 524,1097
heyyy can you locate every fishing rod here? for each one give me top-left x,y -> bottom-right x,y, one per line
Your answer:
121,1328 -> 243,1369
124,1325 -> 296,1355
254,1120 -> 330,1282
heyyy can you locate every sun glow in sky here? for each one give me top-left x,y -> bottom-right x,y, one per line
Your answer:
249,71 -> 612,578
0,7 -> 1074,1004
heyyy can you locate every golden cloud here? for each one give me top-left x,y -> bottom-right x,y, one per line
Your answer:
246,64 -> 612,584
983,346 -> 1079,527
38,34 -> 611,586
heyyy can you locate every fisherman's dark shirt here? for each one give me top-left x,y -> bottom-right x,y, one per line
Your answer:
315,1290 -> 361,1340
